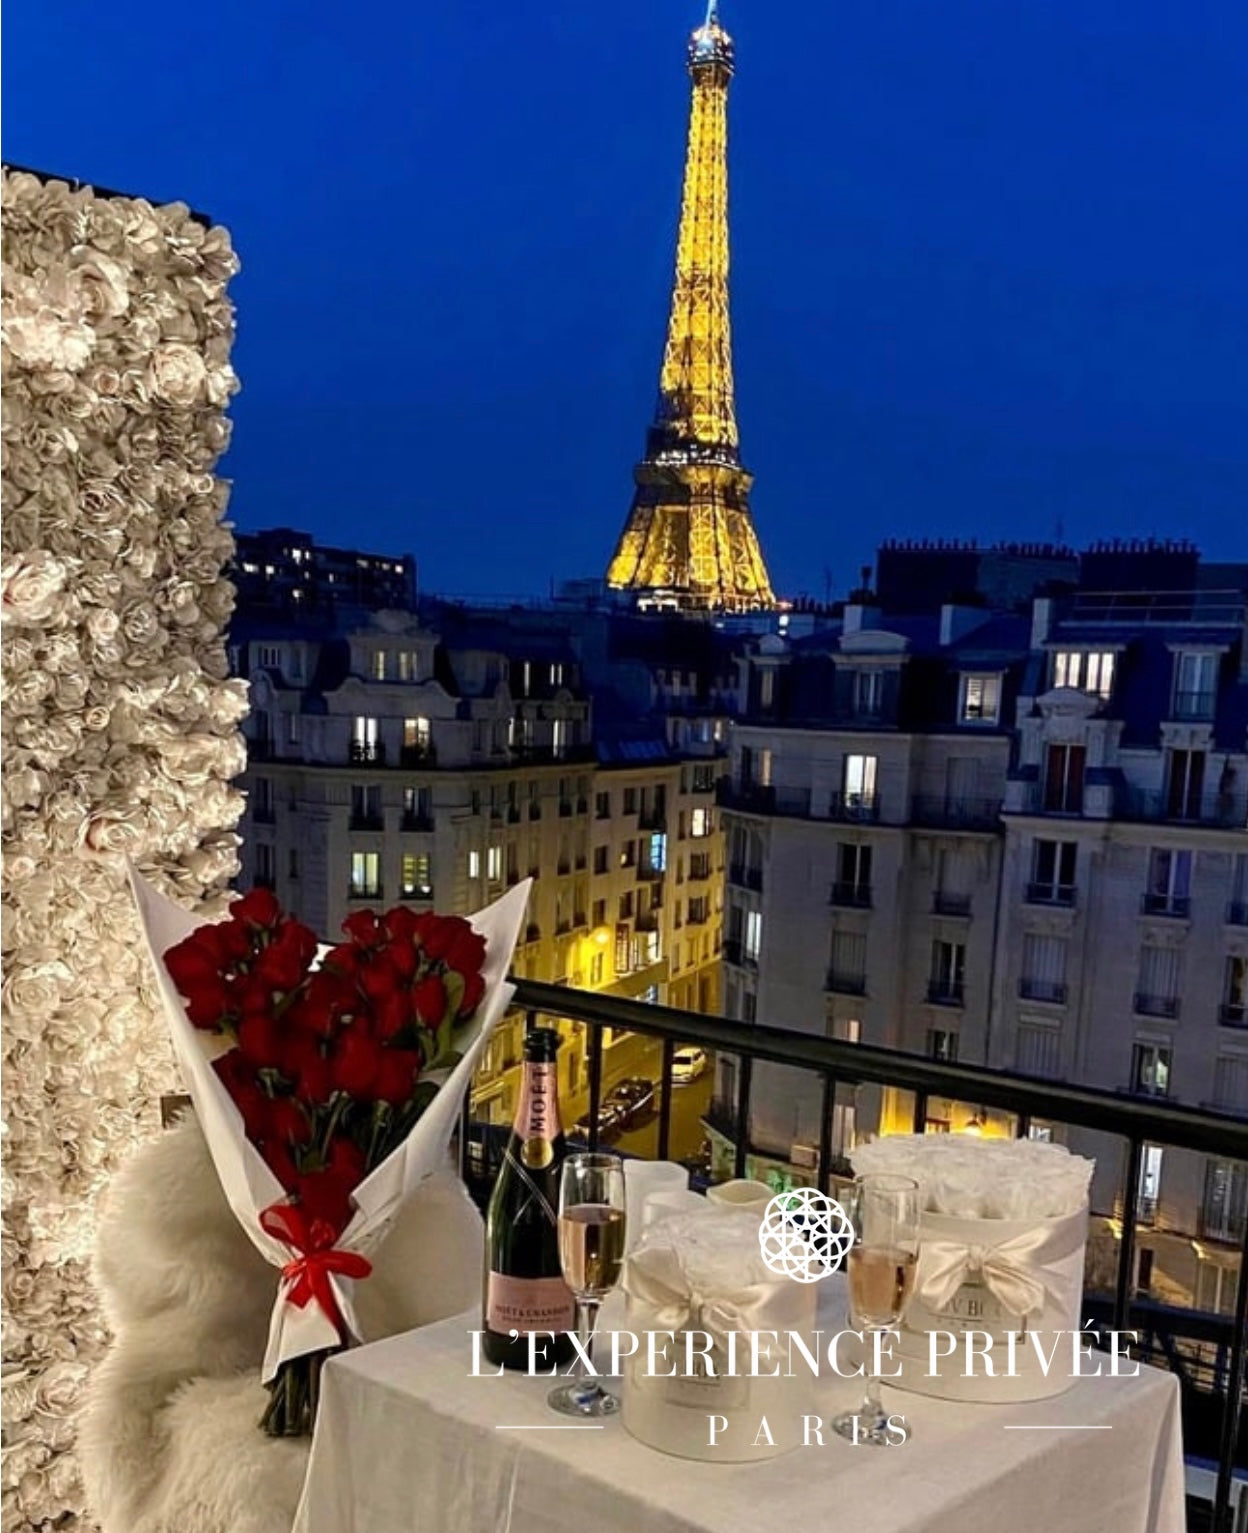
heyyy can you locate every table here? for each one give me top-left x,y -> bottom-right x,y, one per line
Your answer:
294,1284 -> 1186,1533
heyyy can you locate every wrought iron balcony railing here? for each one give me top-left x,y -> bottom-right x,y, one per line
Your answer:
1141,892 -> 1191,919
825,968 -> 868,996
926,981 -> 966,1007
398,743 -> 436,767
1119,787 -> 1246,829
931,891 -> 972,917
726,861 -> 760,890
1019,977 -> 1068,1005
909,795 -> 1003,831
400,812 -> 434,833
1220,1003 -> 1247,1030
1134,992 -> 1181,1020
829,881 -> 872,910
348,741 -> 386,765
349,812 -> 384,832
722,939 -> 757,970
462,977 -> 1248,1530
1025,881 -> 1077,907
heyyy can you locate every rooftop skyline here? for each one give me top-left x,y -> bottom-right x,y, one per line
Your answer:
7,0 -> 1246,596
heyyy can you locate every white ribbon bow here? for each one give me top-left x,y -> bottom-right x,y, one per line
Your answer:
914,1226 -> 1067,1318
621,1243 -> 783,1349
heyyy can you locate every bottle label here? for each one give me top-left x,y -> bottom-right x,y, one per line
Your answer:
486,1272 -> 576,1335
515,1060 -> 561,1161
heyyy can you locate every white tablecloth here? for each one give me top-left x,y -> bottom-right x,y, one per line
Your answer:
294,1284 -> 1186,1533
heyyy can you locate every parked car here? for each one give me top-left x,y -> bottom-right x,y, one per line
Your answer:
571,1100 -> 627,1143
604,1077 -> 656,1126
680,1138 -> 713,1182
671,1046 -> 708,1085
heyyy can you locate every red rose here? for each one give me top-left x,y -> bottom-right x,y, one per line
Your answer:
164,937 -> 220,993
232,973 -> 275,1016
267,1096 -> 312,1146
194,918 -> 252,968
262,1138 -> 299,1191
412,974 -> 447,1028
359,955 -> 402,1003
296,1052 -> 334,1107
418,915 -> 471,962
296,1168 -> 354,1236
444,926 -> 487,976
373,989 -> 411,1042
237,1011 -> 283,1068
456,968 -> 486,1020
277,1026 -> 320,1080
181,974 -> 231,1030
322,942 -> 361,977
233,887 -> 282,930
254,921 -> 317,991
289,970 -> 355,1036
329,1029 -> 383,1097
383,937 -> 419,982
373,1049 -> 421,1107
327,1136 -> 367,1187
382,907 -> 423,945
213,1051 -> 269,1140
342,910 -> 383,948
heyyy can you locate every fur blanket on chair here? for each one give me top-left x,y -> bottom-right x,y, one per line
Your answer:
79,1114 -> 483,1533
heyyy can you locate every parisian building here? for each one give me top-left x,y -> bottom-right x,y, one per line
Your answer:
716,540 -> 1248,1314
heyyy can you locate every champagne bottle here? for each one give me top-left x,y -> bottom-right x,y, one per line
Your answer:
482,1027 -> 576,1369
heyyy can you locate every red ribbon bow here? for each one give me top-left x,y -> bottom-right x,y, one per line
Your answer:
259,1202 -> 373,1335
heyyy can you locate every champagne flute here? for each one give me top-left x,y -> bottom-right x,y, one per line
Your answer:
548,1152 -> 627,1418
831,1173 -> 921,1446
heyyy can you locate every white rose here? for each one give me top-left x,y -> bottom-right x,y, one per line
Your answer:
69,247 -> 130,320
2,552 -> 69,624
146,341 -> 206,405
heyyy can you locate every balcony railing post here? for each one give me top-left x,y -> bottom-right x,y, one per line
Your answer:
818,1074 -> 837,1195
1212,1213 -> 1248,1532
1114,1138 -> 1144,1333
733,1055 -> 752,1181
657,1038 -> 675,1162
912,1091 -> 928,1134
587,1022 -> 603,1154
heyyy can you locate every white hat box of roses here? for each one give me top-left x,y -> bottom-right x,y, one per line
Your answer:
618,1208 -> 818,1462
850,1137 -> 1094,1403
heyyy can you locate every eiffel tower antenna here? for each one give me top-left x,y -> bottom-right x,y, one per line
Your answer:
604,3 -> 775,613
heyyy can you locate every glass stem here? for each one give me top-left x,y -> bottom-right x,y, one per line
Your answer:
576,1297 -> 600,1384
863,1326 -> 883,1416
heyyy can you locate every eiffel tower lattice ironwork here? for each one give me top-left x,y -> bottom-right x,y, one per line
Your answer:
604,2 -> 775,613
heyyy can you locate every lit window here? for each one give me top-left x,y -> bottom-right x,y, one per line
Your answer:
744,909 -> 763,963
843,754 -> 878,808
349,851 -> 380,898
960,674 -> 1001,724
1131,1042 -> 1171,1097
401,853 -> 432,898
552,718 -> 569,758
1053,651 -> 1115,700
690,808 -> 711,839
404,716 -> 431,750
372,650 -> 388,681
468,850 -> 481,880
649,833 -> 667,871
1173,652 -> 1218,720
487,845 -> 502,882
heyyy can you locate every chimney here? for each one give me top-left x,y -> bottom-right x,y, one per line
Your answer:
1030,596 -> 1055,649
843,564 -> 880,636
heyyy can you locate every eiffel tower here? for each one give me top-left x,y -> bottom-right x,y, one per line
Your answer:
604,2 -> 775,613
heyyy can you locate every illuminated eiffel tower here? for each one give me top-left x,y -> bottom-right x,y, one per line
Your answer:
604,2 -> 775,613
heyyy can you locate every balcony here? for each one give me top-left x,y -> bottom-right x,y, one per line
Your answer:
636,863 -> 664,882
1134,992 -> 1180,1020
717,781 -> 782,816
347,884 -> 383,901
932,891 -> 972,917
1025,882 -> 1077,908
1140,893 -> 1191,919
829,881 -> 872,910
399,743 -> 436,767
825,968 -> 867,996
400,812 -> 433,833
827,792 -> 880,824
927,982 -> 966,1008
691,853 -> 716,882
1169,689 -> 1216,722
1219,1003 -> 1247,1029
910,796 -> 1002,832
1119,788 -> 1245,829
638,806 -> 666,832
1019,977 -> 1068,1005
635,911 -> 659,934
1227,902 -> 1248,927
722,939 -> 757,970
399,882 -> 433,902
474,974 -> 1248,1532
349,812 -> 384,832
348,741 -> 386,766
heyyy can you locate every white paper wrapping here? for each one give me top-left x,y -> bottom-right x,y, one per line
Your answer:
620,1208 -> 817,1461
128,863 -> 528,1380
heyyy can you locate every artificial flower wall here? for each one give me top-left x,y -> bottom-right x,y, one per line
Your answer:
1,168 -> 245,1531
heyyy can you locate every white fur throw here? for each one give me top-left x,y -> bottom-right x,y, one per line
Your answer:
80,1114 -> 483,1533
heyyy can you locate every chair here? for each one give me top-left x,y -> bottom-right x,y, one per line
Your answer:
80,1113 -> 483,1533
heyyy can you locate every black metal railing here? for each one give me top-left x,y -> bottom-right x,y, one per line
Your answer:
829,881 -> 872,909
825,968 -> 868,996
1220,1004 -> 1247,1030
463,977 -> 1248,1531
1019,977 -> 1068,1005
349,812 -> 384,831
1142,893 -> 1192,919
726,861 -> 761,890
400,813 -> 434,833
348,741 -> 386,765
932,891 -> 972,917
910,795 -> 1003,831
1120,788 -> 1246,830
1025,881 -> 1077,907
927,981 -> 966,1007
399,743 -> 436,767
1135,992 -> 1181,1020
399,883 -> 433,901
722,938 -> 756,970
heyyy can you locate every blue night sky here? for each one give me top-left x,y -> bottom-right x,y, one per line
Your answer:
7,0 -> 1246,598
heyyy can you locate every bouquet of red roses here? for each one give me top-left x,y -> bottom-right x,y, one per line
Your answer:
130,867 -> 528,1436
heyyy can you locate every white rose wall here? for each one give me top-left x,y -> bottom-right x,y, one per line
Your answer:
1,168 -> 245,1530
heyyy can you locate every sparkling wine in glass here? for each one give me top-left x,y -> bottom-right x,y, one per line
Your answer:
548,1153 -> 626,1418
832,1174 -> 921,1446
